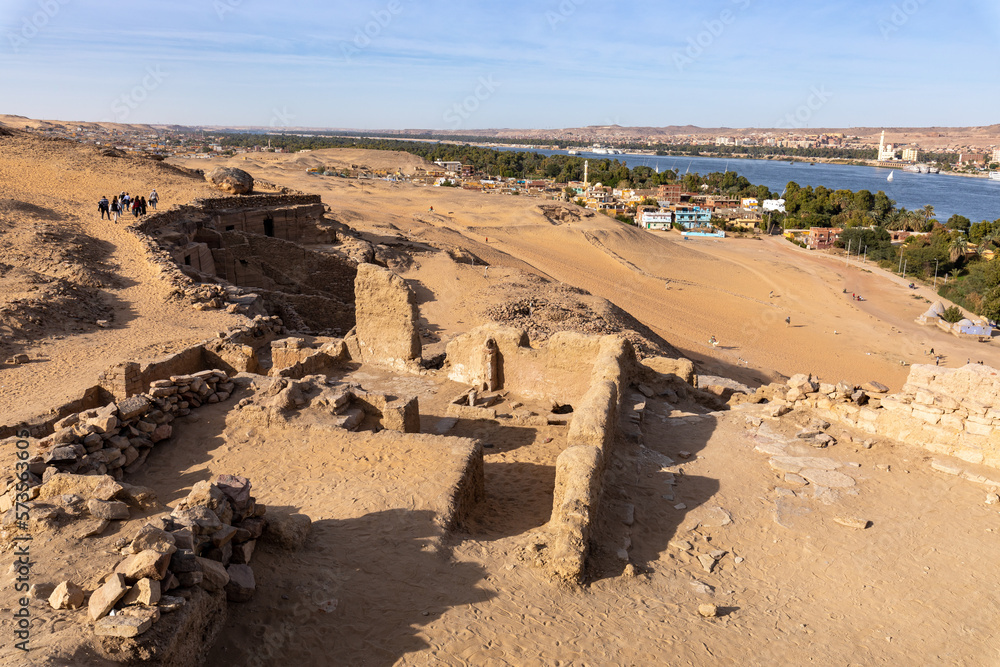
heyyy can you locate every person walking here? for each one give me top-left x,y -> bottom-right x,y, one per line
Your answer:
139,196 -> 147,216
785,316 -> 791,327
149,189 -> 158,210
98,195 -> 110,220
110,196 -> 120,223
132,198 -> 140,218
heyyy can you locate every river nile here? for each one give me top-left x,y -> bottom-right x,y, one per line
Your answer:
495,148 -> 1000,223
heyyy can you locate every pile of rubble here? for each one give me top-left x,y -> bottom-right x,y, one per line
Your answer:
0,370 -> 234,512
733,373 -> 889,415
85,474 -> 263,639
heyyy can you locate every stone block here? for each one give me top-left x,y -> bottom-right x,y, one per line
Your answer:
89,573 -> 129,620
225,564 -> 256,602
196,557 -> 230,592
121,578 -> 161,607
94,613 -> 153,638
115,549 -> 170,582
88,499 -> 130,521
48,581 -> 85,610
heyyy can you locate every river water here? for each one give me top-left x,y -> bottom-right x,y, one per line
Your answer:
495,148 -> 1000,223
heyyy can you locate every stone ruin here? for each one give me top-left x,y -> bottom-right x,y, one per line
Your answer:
8,188 -> 998,663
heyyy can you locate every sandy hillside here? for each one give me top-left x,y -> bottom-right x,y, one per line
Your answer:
189,150 -> 1000,391
0,131 -> 244,426
234,148 -> 436,176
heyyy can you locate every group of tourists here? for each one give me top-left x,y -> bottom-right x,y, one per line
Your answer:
97,189 -> 158,223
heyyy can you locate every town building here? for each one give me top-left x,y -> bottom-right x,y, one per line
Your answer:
808,227 -> 843,250
672,205 -> 712,229
636,208 -> 673,230
902,148 -> 919,162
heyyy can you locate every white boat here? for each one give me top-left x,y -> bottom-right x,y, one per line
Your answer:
567,149 -> 579,155
887,171 -> 894,182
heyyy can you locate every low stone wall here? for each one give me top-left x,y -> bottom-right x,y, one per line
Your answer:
89,474 -> 265,658
740,363 -> 1000,469
823,364 -> 1000,467
0,370 -> 234,505
545,336 -> 636,584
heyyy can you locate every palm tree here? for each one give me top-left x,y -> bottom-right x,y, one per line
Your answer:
977,232 -> 999,257
949,234 -> 968,263
921,204 -> 936,226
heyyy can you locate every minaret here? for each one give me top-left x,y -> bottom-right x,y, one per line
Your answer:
879,131 -> 885,160
584,160 -> 589,186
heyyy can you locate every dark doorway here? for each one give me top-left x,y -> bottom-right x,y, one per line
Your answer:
263,217 -> 275,237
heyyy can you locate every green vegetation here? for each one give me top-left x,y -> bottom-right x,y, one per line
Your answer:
941,306 -> 964,324
782,182 -> 893,229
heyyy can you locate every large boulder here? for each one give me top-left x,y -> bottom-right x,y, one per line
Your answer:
205,167 -> 254,195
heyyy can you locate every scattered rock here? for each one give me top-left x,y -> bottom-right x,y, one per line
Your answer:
833,517 -> 870,529
784,473 -> 808,486
862,381 -> 889,394
697,554 -> 717,573
87,498 -> 130,521
986,493 -> 1000,506
669,540 -> 693,551
48,581 -> 85,610
698,603 -> 719,618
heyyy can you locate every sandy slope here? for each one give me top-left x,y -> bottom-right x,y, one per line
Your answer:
0,132 -> 243,426
189,150 -> 999,391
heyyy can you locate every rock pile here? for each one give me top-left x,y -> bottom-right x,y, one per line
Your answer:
87,474 -> 263,640
241,374 -> 420,433
733,373 -> 886,415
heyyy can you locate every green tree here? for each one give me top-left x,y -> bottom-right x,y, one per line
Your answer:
946,214 -> 971,233
941,306 -> 964,324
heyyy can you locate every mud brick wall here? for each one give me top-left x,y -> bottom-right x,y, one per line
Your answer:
547,336 -> 635,584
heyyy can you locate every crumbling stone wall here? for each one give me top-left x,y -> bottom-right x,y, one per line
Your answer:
546,336 -> 636,584
826,364 -> 1000,467
445,325 -> 618,405
349,263 -> 421,372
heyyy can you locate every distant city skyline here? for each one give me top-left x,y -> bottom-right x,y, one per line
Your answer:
3,0 -> 998,130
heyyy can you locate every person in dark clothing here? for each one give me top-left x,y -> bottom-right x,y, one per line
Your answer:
139,196 -> 147,215
110,196 -> 120,223
98,196 -> 110,219
132,198 -> 140,218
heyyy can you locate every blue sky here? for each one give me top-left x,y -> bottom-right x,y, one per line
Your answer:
2,0 -> 997,129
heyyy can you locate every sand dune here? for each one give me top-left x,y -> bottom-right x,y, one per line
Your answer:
192,150 -> 999,390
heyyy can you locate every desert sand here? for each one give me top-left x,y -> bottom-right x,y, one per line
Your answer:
200,148 -> 1000,392
2,133 -> 999,666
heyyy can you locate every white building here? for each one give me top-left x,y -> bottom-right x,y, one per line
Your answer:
637,210 -> 674,230
902,148 -> 919,162
992,148 -> 1000,164
878,131 -> 897,161
762,199 -> 786,213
